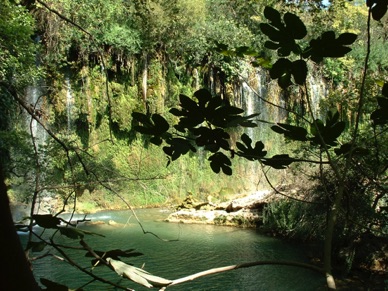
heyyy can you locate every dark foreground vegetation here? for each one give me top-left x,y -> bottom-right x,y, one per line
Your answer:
0,0 -> 387,290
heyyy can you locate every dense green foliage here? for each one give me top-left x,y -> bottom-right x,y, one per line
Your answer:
0,0 -> 387,289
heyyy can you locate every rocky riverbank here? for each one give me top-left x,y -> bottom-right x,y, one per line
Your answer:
165,190 -> 272,227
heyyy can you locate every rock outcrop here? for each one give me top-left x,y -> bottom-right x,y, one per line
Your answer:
165,190 -> 272,227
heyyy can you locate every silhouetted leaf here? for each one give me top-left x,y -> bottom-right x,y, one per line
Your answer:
169,108 -> 182,117
271,123 -> 308,141
225,113 -> 259,128
262,154 -> 294,169
260,23 -> 281,42
59,227 -> 85,239
270,58 -> 292,88
382,82 -> 388,97
32,214 -> 61,229
236,133 -> 267,161
241,132 -> 252,145
284,12 -> 307,40
132,112 -> 151,124
151,114 -> 169,134
337,33 -> 359,45
264,6 -> 282,27
367,0 -> 388,20
194,88 -> 212,107
334,143 -> 369,157
303,31 -> 357,63
261,7 -> 305,57
208,152 -> 232,175
132,113 -> 170,144
192,127 -> 230,152
163,138 -> 196,161
180,94 -> 198,112
210,106 -> 245,127
150,136 -> 163,146
371,96 -> 388,125
309,110 -> 346,147
264,40 -> 280,50
291,60 -> 307,85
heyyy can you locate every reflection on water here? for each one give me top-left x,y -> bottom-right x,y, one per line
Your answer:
20,209 -> 325,290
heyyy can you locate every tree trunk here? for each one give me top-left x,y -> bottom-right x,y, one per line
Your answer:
0,166 -> 41,290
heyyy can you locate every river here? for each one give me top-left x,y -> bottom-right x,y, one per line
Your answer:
19,208 -> 325,290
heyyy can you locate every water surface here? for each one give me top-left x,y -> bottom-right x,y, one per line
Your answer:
21,208 -> 325,290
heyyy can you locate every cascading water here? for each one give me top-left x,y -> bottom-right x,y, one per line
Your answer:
238,65 -> 331,189
240,67 -> 278,148
65,75 -> 74,132
26,82 -> 46,146
25,81 -> 51,214
239,67 -> 274,189
307,74 -> 328,119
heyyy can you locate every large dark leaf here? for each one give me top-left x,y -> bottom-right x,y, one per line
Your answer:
382,82 -> 388,97
192,127 -> 230,152
371,83 -> 388,125
367,0 -> 388,20
309,110 -> 346,147
264,6 -> 282,27
261,7 -> 305,57
303,31 -> 357,63
291,60 -> 307,85
179,94 -> 198,112
334,143 -> 369,157
284,12 -> 307,40
132,113 -> 170,144
371,96 -> 388,125
225,113 -> 259,128
33,214 -> 61,229
208,152 -> 232,175
151,114 -> 169,134
163,138 -> 196,161
262,154 -> 294,169
236,133 -> 267,161
270,58 -> 292,88
194,88 -> 212,107
271,123 -> 308,141
260,23 -> 281,42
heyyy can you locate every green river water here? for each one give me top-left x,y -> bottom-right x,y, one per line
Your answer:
19,208 -> 325,290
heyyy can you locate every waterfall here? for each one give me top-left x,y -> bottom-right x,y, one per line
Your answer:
307,74 -> 328,119
240,67 -> 271,143
26,83 -> 46,146
65,75 -> 74,132
239,67 -> 270,190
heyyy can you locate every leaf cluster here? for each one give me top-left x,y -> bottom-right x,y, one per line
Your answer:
371,83 -> 388,126
133,89 -> 258,174
133,89 -> 306,174
271,109 -> 370,158
259,6 -> 357,89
